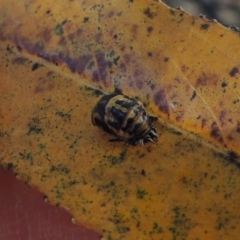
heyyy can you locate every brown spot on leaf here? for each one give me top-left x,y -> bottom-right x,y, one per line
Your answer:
176,111 -> 184,122
58,36 -> 67,46
174,77 -> 181,84
180,176 -> 188,184
19,38 -> 45,55
147,52 -> 152,57
95,33 -> 103,43
210,122 -> 223,143
120,63 -> 127,72
40,28 -> 52,42
32,63 -> 42,71
136,80 -> 143,89
133,69 -> 142,78
77,55 -> 92,73
68,28 -> 83,41
12,57 -> 28,65
236,122 -> 240,134
43,54 -> 59,65
76,27 -> 83,36
16,45 -> 22,51
196,75 -> 207,87
35,78 -> 55,94
120,44 -> 126,52
96,52 -> 108,83
227,134 -> 234,141
128,81 -> 134,88
219,110 -> 227,126
131,24 -> 138,37
92,70 -> 99,82
196,73 -> 218,87
143,8 -> 157,19
141,169 -> 146,176
151,84 -> 156,90
164,57 -> 169,62
228,119 -> 233,124
229,67 -> 239,77
108,11 -> 115,18
133,70 -> 144,89
66,55 -> 92,74
0,30 -> 6,42
201,118 -> 207,128
154,89 -> 169,116
147,146 -> 153,153
124,54 -> 131,64
147,26 -> 153,34
227,151 -> 240,167
33,42 -> 45,54
200,24 -> 210,30
190,91 -> 196,101
47,71 -> 54,77
181,65 -> 188,72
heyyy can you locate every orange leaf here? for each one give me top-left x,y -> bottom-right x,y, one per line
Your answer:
1,0 -> 240,239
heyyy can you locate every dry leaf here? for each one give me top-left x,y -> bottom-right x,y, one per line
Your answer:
1,0 -> 240,239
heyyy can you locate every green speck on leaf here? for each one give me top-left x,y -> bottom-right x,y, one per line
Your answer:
39,143 -> 46,149
83,17 -> 89,23
147,52 -> 153,57
87,61 -> 95,70
150,222 -> 163,234
224,193 -> 232,199
84,86 -> 103,97
27,117 -> 43,135
108,211 -> 124,224
169,205 -> 195,239
0,130 -> 5,137
201,23 -> 210,30
55,111 -> 71,121
7,163 -> 14,170
55,23 -> 64,36
19,151 -> 33,163
221,81 -> 228,88
113,56 -> 120,65
85,43 -> 94,51
131,207 -> 138,213
81,177 -> 88,185
54,187 -> 63,199
117,226 -> 130,234
216,215 -> 230,230
50,164 -> 70,175
96,180 -> 116,193
169,128 -> 182,136
169,8 -> 175,15
136,188 -> 147,199
107,50 -> 115,58
107,149 -> 127,165
69,179 -> 78,186
28,126 -> 43,135
232,99 -> 239,104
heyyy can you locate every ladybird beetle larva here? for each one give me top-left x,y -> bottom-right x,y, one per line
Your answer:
91,91 -> 158,145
